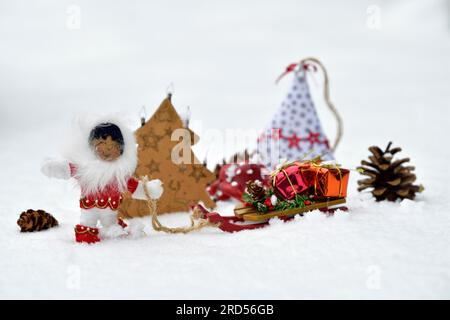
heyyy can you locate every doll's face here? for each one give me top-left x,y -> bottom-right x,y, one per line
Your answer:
90,136 -> 122,161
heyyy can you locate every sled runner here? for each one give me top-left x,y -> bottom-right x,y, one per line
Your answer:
234,198 -> 346,222
191,198 -> 347,233
192,204 -> 269,233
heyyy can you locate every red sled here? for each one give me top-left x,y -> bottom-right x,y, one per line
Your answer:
193,197 -> 347,233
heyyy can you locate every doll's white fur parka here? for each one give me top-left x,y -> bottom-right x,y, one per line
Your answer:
41,115 -> 163,243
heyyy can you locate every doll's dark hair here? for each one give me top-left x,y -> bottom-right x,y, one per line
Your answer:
88,122 -> 124,154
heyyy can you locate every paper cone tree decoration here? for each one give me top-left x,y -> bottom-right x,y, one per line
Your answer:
119,95 -> 216,217
257,58 -> 342,169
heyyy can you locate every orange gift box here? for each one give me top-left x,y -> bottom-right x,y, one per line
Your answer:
298,162 -> 349,198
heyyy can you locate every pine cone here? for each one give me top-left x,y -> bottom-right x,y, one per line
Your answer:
246,180 -> 266,202
357,142 -> 424,201
17,209 -> 58,232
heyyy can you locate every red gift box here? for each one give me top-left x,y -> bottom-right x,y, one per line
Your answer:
271,164 -> 309,200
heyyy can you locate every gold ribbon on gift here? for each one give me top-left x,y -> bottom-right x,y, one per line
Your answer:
299,158 -> 344,198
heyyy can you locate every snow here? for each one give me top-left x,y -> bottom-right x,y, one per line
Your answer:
1,0 -> 450,299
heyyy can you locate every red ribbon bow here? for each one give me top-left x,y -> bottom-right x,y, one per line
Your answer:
275,62 -> 318,84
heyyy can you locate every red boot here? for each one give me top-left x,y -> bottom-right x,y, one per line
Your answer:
74,224 -> 100,244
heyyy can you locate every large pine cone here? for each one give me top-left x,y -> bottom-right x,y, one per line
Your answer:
357,142 -> 424,201
246,180 -> 266,202
17,209 -> 58,232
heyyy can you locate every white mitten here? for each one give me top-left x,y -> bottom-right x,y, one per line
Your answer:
41,159 -> 71,179
132,178 -> 164,200
146,179 -> 164,199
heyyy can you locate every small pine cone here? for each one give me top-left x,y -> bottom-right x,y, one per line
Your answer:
357,142 -> 424,202
17,209 -> 58,232
246,180 -> 266,202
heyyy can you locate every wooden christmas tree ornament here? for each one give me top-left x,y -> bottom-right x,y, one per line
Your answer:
357,142 -> 424,201
119,94 -> 216,217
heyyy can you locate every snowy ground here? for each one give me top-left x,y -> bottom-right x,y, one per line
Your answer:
1,0 -> 450,299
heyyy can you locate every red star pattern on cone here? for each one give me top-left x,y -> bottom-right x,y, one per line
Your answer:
306,132 -> 321,147
286,133 -> 302,149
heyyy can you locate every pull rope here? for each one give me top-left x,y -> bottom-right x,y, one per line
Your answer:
299,57 -> 343,152
141,176 -> 218,234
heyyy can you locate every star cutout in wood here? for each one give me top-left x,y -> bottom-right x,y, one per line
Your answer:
178,163 -> 188,174
145,160 -> 160,175
164,127 -> 174,137
141,128 -> 163,151
189,165 -> 207,183
155,106 -> 177,123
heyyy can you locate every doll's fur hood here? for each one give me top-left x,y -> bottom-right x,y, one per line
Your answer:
62,115 -> 137,195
